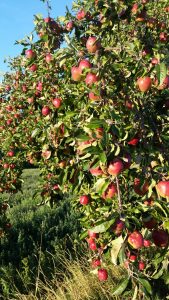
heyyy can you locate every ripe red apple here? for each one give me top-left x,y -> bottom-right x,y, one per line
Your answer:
44,17 -> 51,23
138,261 -> 145,271
89,91 -> 101,101
112,219 -> 125,236
88,238 -> 97,250
3,163 -> 9,169
143,239 -> 151,247
152,229 -> 169,247
128,137 -> 139,146
156,181 -> 169,198
78,59 -> 91,73
128,231 -> 144,249
7,150 -> 14,157
131,3 -> 138,14
102,183 -> 117,199
143,216 -> 157,229
42,106 -> 50,116
151,57 -> 159,65
134,178 -> 149,196
36,82 -> 43,92
27,97 -> 34,104
91,259 -> 101,268
76,9 -> 86,20
66,21 -> 74,31
129,254 -> 137,262
98,268 -> 108,281
85,73 -> 99,85
52,98 -> 62,108
88,230 -> 98,239
45,53 -> 52,63
80,195 -> 89,205
107,158 -> 124,176
159,32 -> 168,42
25,49 -> 36,59
71,66 -> 81,81
89,166 -> 104,176
86,36 -> 101,53
137,77 -> 152,92
29,64 -> 37,72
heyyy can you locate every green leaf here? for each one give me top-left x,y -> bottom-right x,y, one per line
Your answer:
132,285 -> 138,300
138,278 -> 152,295
112,277 -> 130,295
86,119 -> 106,129
89,219 -> 116,234
31,128 -> 40,138
156,63 -> 167,86
111,235 -> 124,265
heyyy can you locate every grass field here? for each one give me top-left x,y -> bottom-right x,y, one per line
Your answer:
0,169 -> 129,300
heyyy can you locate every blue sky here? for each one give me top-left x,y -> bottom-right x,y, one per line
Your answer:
0,0 -> 72,78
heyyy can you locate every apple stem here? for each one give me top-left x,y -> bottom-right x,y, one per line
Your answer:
116,177 -> 122,216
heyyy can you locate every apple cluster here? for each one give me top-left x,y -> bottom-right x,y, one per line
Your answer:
0,0 -> 169,297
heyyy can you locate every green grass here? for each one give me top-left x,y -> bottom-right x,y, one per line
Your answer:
0,169 -> 82,299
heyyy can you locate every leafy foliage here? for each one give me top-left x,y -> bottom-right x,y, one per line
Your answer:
0,0 -> 169,298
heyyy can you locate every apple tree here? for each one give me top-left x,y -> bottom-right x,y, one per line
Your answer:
0,0 -> 169,298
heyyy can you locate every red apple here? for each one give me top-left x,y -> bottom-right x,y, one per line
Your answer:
143,239 -> 151,247
128,231 -> 144,249
131,3 -> 138,14
85,73 -> 99,85
3,163 -> 9,169
156,181 -> 169,198
7,150 -> 14,157
66,21 -> 74,31
44,17 -> 51,23
151,57 -> 159,65
86,36 -> 101,53
143,216 -> 157,229
29,64 -> 37,72
91,259 -> 101,268
112,219 -> 125,236
80,195 -> 89,205
98,268 -> 108,281
78,59 -> 91,73
152,229 -> 169,247
88,239 -> 97,250
102,183 -> 117,199
52,98 -> 62,108
128,138 -> 139,146
25,49 -> 36,59
134,178 -> 149,196
45,53 -> 52,63
107,158 -> 124,176
137,77 -> 152,92
71,66 -> 81,81
129,254 -> 137,262
138,261 -> 145,271
36,82 -> 43,92
89,91 -> 101,101
27,97 -> 34,104
42,106 -> 50,116
159,32 -> 168,42
88,230 -> 98,238
89,166 -> 104,176
76,9 -> 86,20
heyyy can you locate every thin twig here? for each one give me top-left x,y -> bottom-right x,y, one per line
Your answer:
116,177 -> 122,216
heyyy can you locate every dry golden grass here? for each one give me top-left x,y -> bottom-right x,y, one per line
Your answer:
12,252 -> 126,300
